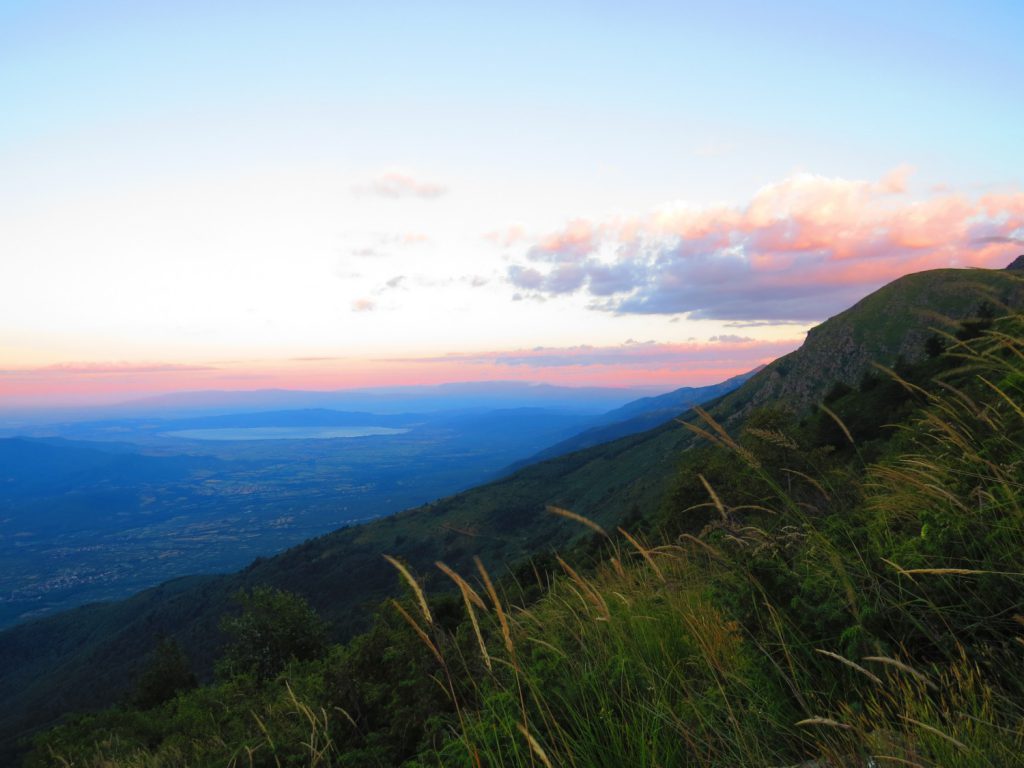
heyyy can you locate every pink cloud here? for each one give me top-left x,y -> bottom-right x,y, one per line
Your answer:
880,164 -> 913,194
508,169 -> 1024,320
483,225 -> 527,247
354,171 -> 447,200
530,219 -> 600,262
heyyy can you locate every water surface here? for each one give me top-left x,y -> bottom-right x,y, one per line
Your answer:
162,426 -> 409,441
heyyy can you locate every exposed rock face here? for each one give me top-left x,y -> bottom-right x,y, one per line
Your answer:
715,268 -> 1024,420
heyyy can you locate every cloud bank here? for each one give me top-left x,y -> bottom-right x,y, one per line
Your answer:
394,337 -> 798,372
507,170 -> 1024,321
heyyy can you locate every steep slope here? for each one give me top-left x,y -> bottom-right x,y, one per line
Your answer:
0,266 -> 1019,759
715,267 -> 1024,417
513,369 -> 759,466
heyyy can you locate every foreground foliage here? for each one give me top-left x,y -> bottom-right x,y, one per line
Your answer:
28,316 -> 1024,766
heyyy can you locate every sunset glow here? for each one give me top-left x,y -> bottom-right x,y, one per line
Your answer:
2,2 -> 1022,407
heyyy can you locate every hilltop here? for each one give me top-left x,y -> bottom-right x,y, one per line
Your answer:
713,267 -> 1024,416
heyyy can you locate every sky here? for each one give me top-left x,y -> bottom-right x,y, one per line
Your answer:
2,1 -> 1023,406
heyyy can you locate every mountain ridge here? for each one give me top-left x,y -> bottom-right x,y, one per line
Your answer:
0,265 -> 1020,759
509,368 -> 761,468
714,267 -> 1024,419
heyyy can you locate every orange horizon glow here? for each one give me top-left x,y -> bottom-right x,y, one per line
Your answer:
6,169 -> 1022,412
0,338 -> 801,407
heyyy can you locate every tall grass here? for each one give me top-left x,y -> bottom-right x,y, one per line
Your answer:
31,317 -> 1024,767
405,318 -> 1024,767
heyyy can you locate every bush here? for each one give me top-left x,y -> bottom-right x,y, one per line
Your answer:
218,586 -> 328,682
131,637 -> 197,710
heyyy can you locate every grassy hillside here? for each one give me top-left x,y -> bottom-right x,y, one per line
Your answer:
24,289 -> 1024,767
1,266 -> 1020,762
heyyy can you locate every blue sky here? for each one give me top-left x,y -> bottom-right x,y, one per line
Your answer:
1,1 -> 1022,403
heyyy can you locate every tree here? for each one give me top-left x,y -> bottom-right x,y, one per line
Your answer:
218,586 -> 328,682
131,637 -> 197,709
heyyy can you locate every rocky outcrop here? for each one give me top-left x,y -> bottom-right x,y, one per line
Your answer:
716,267 -> 1024,420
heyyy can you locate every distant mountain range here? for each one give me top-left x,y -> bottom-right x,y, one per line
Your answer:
507,368 -> 761,469
0,380 -> 756,632
0,381 -> 661,428
0,265 -> 1020,759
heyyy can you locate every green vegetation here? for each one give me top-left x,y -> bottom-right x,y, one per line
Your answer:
131,638 -> 198,711
0,403 -> 603,632
24,302 -> 1024,766
217,587 -> 329,683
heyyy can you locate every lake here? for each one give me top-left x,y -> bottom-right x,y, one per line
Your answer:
162,426 -> 410,441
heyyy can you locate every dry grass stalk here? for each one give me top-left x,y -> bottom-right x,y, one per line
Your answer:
251,711 -> 276,751
795,716 -> 854,731
745,427 -> 798,450
819,403 -> 855,445
547,504 -> 609,537
698,474 -> 728,520
678,418 -> 725,449
474,556 -> 516,660
285,683 -> 334,765
332,706 -> 358,730
897,566 -> 1015,577
648,544 -> 688,555
899,715 -> 969,753
978,375 -> 1024,421
873,363 -> 930,397
435,561 -> 486,609
862,656 -> 936,690
562,582 -> 595,617
679,532 -> 723,560
383,554 -> 433,625
609,555 -> 626,578
979,328 -> 1024,363
463,592 -> 492,672
779,468 -> 831,500
516,723 -> 554,768
934,380 -> 987,421
871,756 -> 927,767
814,649 -> 884,686
390,599 -> 443,665
617,527 -> 666,582
692,405 -> 761,468
732,504 -> 779,515
523,636 -> 567,658
555,555 -> 610,619
436,561 -> 492,671
693,406 -> 740,450
873,464 -> 969,513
